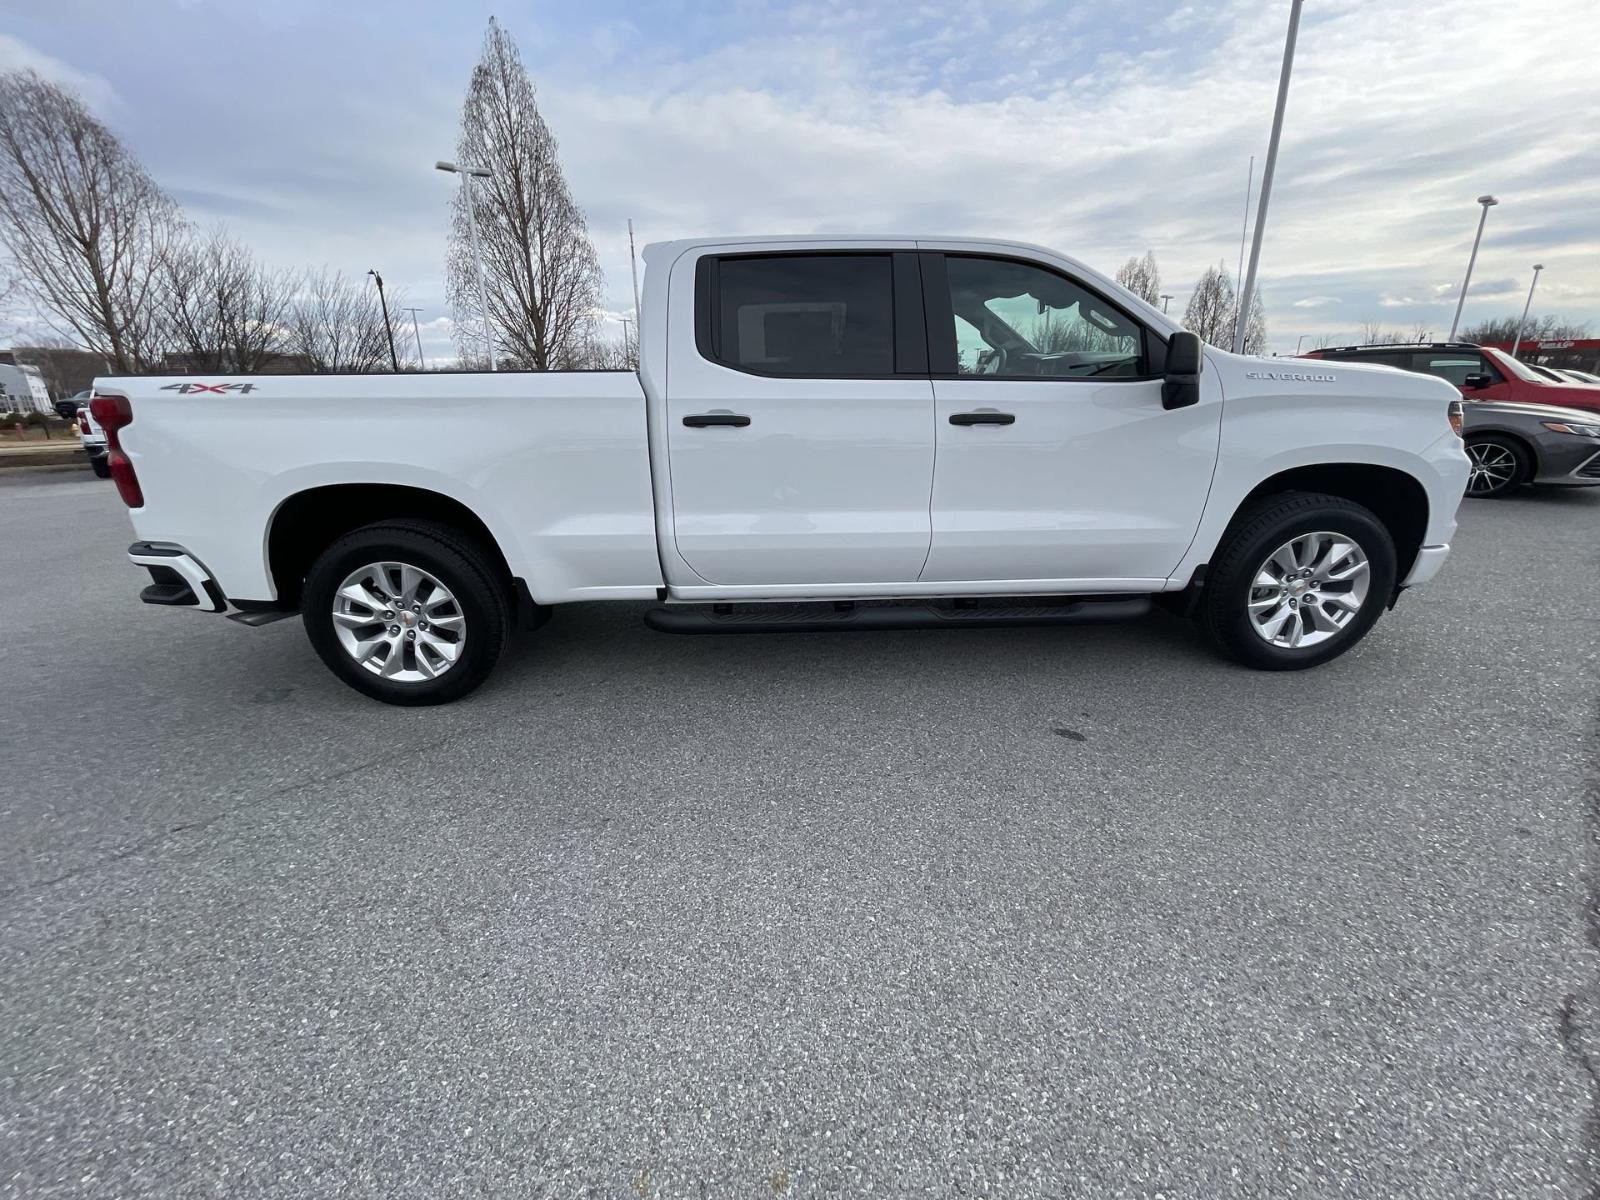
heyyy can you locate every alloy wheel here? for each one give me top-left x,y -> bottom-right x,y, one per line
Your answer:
1466,442 -> 1518,496
331,561 -> 466,681
1247,532 -> 1370,650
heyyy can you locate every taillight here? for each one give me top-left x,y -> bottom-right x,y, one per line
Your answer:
1447,400 -> 1464,438
77,411 -> 90,435
89,393 -> 143,507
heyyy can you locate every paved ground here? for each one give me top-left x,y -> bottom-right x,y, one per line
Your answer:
2,472 -> 1597,1199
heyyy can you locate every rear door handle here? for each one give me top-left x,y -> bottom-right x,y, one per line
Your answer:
949,411 -> 1015,426
683,412 -> 751,428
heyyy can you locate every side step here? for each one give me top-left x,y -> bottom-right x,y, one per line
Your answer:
139,580 -> 199,607
227,608 -> 296,627
644,596 -> 1151,635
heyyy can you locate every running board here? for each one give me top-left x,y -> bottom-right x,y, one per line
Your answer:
644,597 -> 1150,635
227,608 -> 296,627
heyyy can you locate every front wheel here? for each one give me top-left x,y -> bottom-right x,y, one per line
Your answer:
1463,435 -> 1529,498
1199,493 -> 1397,671
301,520 -> 510,705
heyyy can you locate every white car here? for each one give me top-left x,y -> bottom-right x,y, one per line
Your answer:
92,235 -> 1470,704
73,393 -> 110,478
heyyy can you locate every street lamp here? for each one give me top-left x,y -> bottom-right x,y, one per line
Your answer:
1509,263 -> 1544,359
1447,194 -> 1499,341
1233,0 -> 1304,354
1160,294 -> 1173,314
366,270 -> 400,373
436,159 -> 496,371
1295,334 -> 1309,354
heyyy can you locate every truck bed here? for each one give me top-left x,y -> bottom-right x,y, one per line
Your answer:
95,371 -> 664,606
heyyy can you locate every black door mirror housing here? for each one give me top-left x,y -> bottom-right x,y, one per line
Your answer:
1162,331 -> 1204,410
1462,372 -> 1493,390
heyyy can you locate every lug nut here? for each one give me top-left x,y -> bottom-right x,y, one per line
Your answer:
418,621 -> 429,631
383,609 -> 394,619
405,630 -> 416,641
388,624 -> 400,635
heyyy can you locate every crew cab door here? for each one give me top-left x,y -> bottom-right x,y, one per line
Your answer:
662,248 -> 935,586
919,251 -> 1221,585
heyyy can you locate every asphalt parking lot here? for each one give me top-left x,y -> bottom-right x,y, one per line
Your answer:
3,471 -> 1597,1199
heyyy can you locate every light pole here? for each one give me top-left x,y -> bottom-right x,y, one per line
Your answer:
1234,0 -> 1304,355
1447,194 -> 1499,341
1160,294 -> 1173,314
1295,334 -> 1309,354
401,306 -> 426,370
436,160 -> 496,371
366,270 -> 400,373
1509,263 -> 1544,359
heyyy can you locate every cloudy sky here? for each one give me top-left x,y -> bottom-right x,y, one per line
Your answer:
2,0 -> 1596,361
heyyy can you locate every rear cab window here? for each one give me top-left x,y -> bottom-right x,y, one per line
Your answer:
695,253 -> 923,378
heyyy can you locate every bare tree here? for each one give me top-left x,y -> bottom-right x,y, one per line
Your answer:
1182,265 -> 1236,347
157,227 -> 294,372
0,70 -> 180,371
1237,286 -> 1267,355
1460,314 -> 1589,345
448,18 -> 604,370
286,268 -> 396,373
1115,251 -> 1162,306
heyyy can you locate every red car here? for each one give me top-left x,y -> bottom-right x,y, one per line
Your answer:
1301,342 -> 1600,415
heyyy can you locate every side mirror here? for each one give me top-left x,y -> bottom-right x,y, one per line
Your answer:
1462,373 -> 1493,390
1162,331 -> 1203,410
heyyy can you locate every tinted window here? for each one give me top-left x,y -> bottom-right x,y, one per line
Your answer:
942,256 -> 1143,379
713,255 -> 895,377
1408,351 -> 1498,386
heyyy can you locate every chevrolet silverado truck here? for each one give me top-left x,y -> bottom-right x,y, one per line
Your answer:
93,236 -> 1470,705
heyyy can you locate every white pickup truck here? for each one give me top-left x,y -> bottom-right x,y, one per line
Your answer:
94,236 -> 1469,705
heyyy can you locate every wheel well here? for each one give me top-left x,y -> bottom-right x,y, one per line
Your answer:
266,484 -> 512,609
1238,464 -> 1430,581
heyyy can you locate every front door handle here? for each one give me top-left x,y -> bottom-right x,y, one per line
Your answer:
683,412 -> 752,428
949,410 -> 1015,426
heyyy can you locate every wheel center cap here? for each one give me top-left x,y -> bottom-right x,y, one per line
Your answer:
399,610 -> 416,627
1288,579 -> 1311,597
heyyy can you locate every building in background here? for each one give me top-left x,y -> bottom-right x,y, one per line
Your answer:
1489,337 -> 1600,374
0,358 -> 53,413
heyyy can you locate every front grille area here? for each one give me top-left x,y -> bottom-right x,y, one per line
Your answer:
1578,452 -> 1600,479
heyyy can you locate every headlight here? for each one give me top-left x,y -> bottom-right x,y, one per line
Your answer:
1542,420 -> 1600,438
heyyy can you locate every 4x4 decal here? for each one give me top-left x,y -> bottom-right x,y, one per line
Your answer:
160,382 -> 258,394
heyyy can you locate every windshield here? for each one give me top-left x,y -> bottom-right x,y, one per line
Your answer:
1482,346 -> 1558,383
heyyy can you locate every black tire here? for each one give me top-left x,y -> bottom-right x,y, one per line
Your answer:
1463,434 -> 1530,499
89,455 -> 111,479
1198,492 -> 1397,671
301,520 -> 510,705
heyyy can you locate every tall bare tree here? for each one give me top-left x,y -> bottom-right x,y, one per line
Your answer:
0,70 -> 180,371
1184,264 -> 1266,353
286,268 -> 397,373
158,227 -> 294,372
1183,265 -> 1236,347
1115,251 -> 1162,306
448,18 -> 604,370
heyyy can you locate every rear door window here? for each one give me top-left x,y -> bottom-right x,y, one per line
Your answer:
708,254 -> 897,378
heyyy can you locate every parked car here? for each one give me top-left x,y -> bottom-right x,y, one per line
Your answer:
91,235 -> 1469,704
76,399 -> 109,477
1302,342 -> 1600,414
1298,342 -> 1600,497
1553,368 -> 1600,386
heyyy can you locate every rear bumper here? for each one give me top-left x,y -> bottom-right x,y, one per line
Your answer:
128,542 -> 227,613
1402,543 -> 1450,587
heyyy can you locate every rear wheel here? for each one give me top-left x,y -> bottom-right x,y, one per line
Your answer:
1199,493 -> 1397,671
301,520 -> 510,705
89,455 -> 111,479
1463,434 -> 1529,498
